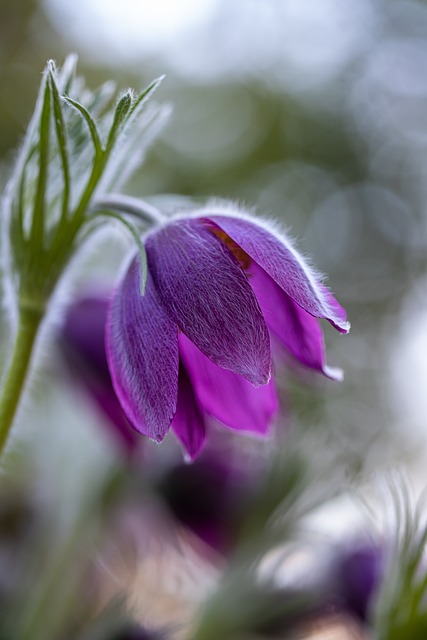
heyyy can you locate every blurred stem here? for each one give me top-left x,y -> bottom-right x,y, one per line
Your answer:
0,303 -> 43,458
16,508 -> 95,640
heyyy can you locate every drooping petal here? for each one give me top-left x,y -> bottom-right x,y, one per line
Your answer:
145,218 -> 271,386
179,334 -> 278,435
171,362 -> 206,460
85,383 -> 139,452
248,262 -> 343,380
61,295 -> 138,452
203,212 -> 350,333
62,296 -> 111,380
106,256 -> 179,442
320,284 -> 349,333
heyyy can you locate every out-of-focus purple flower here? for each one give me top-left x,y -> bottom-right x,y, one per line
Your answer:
109,625 -> 167,640
159,450 -> 251,552
60,295 -> 138,454
334,542 -> 383,623
107,208 -> 349,459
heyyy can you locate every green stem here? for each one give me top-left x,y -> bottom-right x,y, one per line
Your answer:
0,304 -> 43,457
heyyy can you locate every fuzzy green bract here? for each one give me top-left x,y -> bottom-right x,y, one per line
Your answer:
5,56 -> 167,315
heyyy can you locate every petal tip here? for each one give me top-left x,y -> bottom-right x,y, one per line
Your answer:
248,364 -> 272,387
183,448 -> 201,463
328,318 -> 351,334
338,320 -> 351,334
323,365 -> 344,382
180,432 -> 206,462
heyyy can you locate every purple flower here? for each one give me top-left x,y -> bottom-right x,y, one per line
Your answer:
60,295 -> 139,454
335,542 -> 383,623
159,450 -> 252,552
107,209 -> 349,459
109,625 -> 167,640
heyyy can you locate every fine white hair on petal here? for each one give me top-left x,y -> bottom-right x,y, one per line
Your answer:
182,199 -> 349,330
323,365 -> 344,382
145,218 -> 272,386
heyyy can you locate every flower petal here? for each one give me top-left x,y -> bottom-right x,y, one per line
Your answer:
106,256 -> 179,442
86,383 -> 139,452
319,284 -> 349,334
171,362 -> 206,460
61,295 -> 138,452
204,213 -> 350,333
160,453 -> 245,551
179,334 -> 278,435
337,544 -> 383,621
145,218 -> 271,385
248,262 -> 343,380
62,296 -> 111,380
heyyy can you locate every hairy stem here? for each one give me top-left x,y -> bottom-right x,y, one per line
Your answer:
0,304 -> 43,457
92,193 -> 166,224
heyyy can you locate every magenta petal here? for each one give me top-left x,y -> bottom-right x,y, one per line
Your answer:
145,218 -> 271,385
248,263 -> 343,380
106,256 -> 179,442
171,363 -> 206,460
204,213 -> 350,333
179,334 -> 278,435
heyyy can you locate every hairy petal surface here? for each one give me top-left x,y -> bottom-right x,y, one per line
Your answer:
204,213 -> 350,333
146,219 -> 271,385
248,262 -> 343,380
172,362 -> 206,460
106,256 -> 179,442
179,334 -> 278,435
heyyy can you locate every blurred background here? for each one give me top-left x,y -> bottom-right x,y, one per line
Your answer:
1,0 -> 427,637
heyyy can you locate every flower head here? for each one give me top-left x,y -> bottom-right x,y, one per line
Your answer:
107,208 -> 349,459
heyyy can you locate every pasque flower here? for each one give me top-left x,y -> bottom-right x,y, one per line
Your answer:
107,207 -> 349,459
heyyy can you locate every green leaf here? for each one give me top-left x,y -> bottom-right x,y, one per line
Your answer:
30,72 -> 51,250
104,77 -> 164,158
129,75 -> 165,117
49,70 -> 71,221
15,143 -> 37,241
105,90 -> 133,152
63,96 -> 104,159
